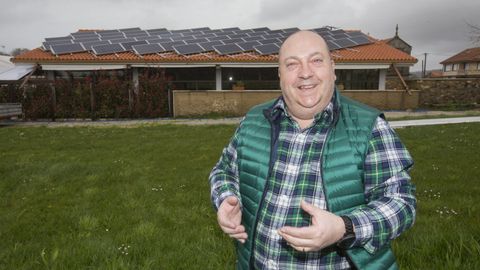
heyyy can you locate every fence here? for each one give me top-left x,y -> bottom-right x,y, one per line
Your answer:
0,72 -> 170,120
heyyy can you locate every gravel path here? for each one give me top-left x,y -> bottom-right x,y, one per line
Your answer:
1,110 -> 480,128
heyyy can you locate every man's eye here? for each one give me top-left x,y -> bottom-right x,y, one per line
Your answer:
312,58 -> 323,64
286,62 -> 297,68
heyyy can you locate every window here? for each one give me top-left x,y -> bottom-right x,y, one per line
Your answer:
452,64 -> 459,71
335,69 -> 379,90
478,62 -> 480,70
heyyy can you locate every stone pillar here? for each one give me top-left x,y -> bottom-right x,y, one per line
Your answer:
379,69 -> 387,90
132,67 -> 139,94
216,65 -> 222,90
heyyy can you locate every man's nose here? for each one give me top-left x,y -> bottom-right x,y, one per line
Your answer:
298,63 -> 313,79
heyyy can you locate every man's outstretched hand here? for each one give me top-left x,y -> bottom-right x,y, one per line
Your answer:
277,200 -> 346,252
217,196 -> 248,244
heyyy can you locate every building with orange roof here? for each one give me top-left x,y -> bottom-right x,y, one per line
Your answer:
12,26 -> 417,91
440,47 -> 480,77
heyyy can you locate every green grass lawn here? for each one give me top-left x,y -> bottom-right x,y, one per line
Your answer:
1,122 -> 479,269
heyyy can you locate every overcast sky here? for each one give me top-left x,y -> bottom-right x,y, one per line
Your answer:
1,0 -> 479,71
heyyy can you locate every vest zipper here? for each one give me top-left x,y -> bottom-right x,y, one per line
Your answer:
248,111 -> 279,268
319,126 -> 332,212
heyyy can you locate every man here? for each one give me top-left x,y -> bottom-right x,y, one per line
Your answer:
209,31 -> 416,269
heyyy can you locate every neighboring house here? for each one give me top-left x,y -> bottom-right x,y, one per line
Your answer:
440,47 -> 480,77
382,25 -> 413,77
12,26 -> 416,91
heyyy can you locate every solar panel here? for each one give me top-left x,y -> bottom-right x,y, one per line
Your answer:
254,44 -> 279,55
120,27 -> 142,32
174,43 -> 205,55
222,38 -> 244,44
247,31 -> 267,37
193,33 -> 216,39
350,35 -> 371,45
332,33 -> 349,40
326,41 -> 341,50
96,29 -> 120,35
191,27 -> 211,32
263,34 -> 283,39
41,26 -> 373,56
71,32 -> 99,39
81,40 -> 111,50
258,38 -> 280,45
232,29 -> 254,35
133,43 -> 166,55
99,33 -> 125,40
243,36 -> 264,42
282,27 -> 300,34
92,43 -> 126,55
185,38 -> 209,44
213,44 -> 243,55
333,38 -> 356,48
236,41 -> 262,51
124,31 -> 149,38
220,27 -> 240,32
207,36 -> 226,42
51,43 -> 86,55
74,37 -> 101,43
141,35 -> 161,41
109,38 -> 136,44
269,29 -> 284,35
198,40 -> 224,51
147,37 -> 173,43
252,27 -> 270,32
45,36 -> 72,42
227,33 -> 249,39
121,40 -> 148,50
171,35 -> 188,41
159,40 -> 187,51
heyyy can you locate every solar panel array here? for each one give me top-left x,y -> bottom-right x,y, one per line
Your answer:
41,26 -> 372,56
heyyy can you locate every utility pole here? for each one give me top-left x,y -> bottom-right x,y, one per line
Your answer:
423,53 -> 428,77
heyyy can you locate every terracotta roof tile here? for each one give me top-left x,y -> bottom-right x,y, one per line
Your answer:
13,41 -> 416,64
440,47 -> 480,64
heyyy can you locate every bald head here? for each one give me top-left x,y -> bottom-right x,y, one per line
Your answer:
279,31 -> 332,63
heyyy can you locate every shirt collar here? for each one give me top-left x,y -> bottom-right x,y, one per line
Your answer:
271,91 -> 338,127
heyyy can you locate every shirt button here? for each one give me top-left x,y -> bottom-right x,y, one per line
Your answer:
267,259 -> 278,269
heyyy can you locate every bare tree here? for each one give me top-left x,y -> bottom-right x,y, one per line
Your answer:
10,48 -> 29,57
467,22 -> 480,44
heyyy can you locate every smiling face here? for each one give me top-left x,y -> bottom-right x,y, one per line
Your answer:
278,31 -> 336,123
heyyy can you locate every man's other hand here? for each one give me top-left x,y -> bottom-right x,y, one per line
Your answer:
278,200 -> 346,252
217,196 -> 248,244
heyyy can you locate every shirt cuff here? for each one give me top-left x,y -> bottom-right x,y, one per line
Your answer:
346,209 -> 375,254
214,191 -> 242,211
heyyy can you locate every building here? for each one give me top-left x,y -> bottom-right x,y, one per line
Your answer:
440,47 -> 480,77
13,26 -> 416,92
383,25 -> 413,77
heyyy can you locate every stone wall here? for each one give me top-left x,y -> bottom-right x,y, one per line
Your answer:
386,77 -> 480,108
173,90 -> 420,117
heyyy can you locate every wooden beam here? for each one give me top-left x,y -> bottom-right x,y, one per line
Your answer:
391,64 -> 411,95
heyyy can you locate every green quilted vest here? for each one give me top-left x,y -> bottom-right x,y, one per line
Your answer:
235,91 -> 398,270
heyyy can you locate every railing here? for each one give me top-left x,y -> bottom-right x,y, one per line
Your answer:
0,103 -> 22,119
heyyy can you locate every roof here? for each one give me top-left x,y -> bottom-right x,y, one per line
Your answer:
13,26 -> 417,66
440,47 -> 480,64
0,55 -> 14,72
13,41 -> 416,65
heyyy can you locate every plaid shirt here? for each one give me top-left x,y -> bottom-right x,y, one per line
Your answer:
210,97 -> 416,269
